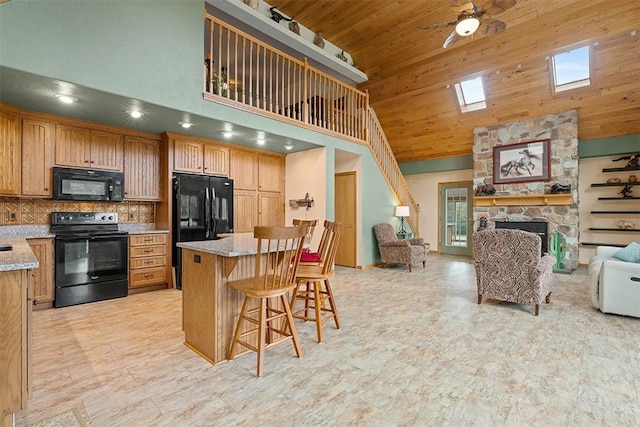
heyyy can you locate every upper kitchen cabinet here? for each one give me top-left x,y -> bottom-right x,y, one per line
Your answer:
229,149 -> 257,191
0,107 -> 21,196
173,136 -> 229,177
55,125 -> 123,171
124,136 -> 161,201
258,154 -> 284,193
21,118 -> 53,197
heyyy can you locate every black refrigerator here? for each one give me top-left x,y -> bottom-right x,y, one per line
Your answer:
172,173 -> 234,289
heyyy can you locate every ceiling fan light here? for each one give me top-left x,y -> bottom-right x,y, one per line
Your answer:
455,16 -> 480,36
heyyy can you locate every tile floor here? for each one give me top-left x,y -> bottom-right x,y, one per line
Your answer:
16,254 -> 640,426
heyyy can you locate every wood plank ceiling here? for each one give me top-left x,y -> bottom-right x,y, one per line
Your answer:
274,0 -> 640,163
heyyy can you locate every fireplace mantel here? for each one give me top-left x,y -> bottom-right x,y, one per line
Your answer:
474,194 -> 572,207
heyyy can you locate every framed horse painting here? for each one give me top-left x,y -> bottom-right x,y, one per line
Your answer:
493,139 -> 551,184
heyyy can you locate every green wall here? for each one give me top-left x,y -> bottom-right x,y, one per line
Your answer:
0,0 -> 395,266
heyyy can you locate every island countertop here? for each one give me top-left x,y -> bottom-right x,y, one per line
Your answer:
0,238 -> 39,272
177,233 -> 265,257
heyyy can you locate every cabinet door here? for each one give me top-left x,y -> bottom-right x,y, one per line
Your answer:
124,136 -> 160,201
174,138 -> 204,174
21,118 -> 53,197
234,190 -> 258,233
258,154 -> 284,192
229,149 -> 257,190
55,124 -> 91,167
26,238 -> 54,305
0,109 -> 21,195
203,144 -> 229,176
90,130 -> 123,171
258,192 -> 283,227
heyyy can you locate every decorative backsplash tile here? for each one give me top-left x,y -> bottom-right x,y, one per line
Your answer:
0,198 -> 155,225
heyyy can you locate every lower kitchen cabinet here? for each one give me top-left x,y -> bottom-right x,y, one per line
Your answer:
26,238 -> 54,308
129,233 -> 168,290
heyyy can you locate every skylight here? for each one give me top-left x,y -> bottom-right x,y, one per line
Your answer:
551,45 -> 591,93
454,77 -> 487,113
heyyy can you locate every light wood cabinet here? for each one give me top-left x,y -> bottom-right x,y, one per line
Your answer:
124,136 -> 161,201
0,108 -> 21,196
0,269 -> 32,421
258,154 -> 284,192
26,238 -> 54,307
55,124 -> 123,171
234,190 -> 258,233
258,192 -> 284,227
21,118 -> 53,197
173,138 -> 204,174
129,234 -> 168,288
229,149 -> 257,190
173,138 -> 229,177
203,145 -> 229,176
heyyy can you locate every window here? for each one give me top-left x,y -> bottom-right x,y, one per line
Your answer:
454,77 -> 486,113
550,45 -> 591,93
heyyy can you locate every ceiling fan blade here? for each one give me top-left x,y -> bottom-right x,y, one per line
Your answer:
481,18 -> 506,36
449,0 -> 475,15
477,0 -> 516,16
419,20 -> 457,30
443,30 -> 462,48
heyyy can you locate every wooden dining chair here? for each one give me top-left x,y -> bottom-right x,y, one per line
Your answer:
292,218 -> 318,252
227,225 -> 307,377
290,221 -> 343,343
299,219 -> 332,264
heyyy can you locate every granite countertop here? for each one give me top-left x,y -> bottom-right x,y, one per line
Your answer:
126,229 -> 170,235
177,233 -> 297,257
0,238 -> 39,272
118,224 -> 169,234
0,225 -> 54,239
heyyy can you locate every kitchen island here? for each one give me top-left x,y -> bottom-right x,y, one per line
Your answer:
177,233 -> 283,365
1,239 -> 38,427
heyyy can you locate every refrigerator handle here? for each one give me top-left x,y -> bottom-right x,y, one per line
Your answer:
204,187 -> 211,239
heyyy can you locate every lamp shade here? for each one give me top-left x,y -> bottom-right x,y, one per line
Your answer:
455,15 -> 480,36
395,206 -> 410,217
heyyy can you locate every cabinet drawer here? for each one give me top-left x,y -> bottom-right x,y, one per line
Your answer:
130,245 -> 166,258
129,267 -> 167,287
130,234 -> 167,246
130,255 -> 166,270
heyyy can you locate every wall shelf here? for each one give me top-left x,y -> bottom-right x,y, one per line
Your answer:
473,193 -> 572,206
589,228 -> 640,232
602,166 -> 640,172
598,197 -> 640,200
580,242 -> 627,247
590,210 -> 640,214
591,182 -> 636,187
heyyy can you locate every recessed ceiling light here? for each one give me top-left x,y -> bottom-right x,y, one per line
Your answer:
128,110 -> 143,118
283,144 -> 294,150
54,93 -> 78,104
221,131 -> 233,138
178,121 -> 194,129
256,139 -> 266,145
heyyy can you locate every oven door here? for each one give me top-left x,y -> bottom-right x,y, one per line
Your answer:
55,234 -> 128,287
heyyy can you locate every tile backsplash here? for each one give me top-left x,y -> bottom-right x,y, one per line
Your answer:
0,198 -> 155,226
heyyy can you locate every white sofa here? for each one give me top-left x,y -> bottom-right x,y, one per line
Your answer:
589,246 -> 640,317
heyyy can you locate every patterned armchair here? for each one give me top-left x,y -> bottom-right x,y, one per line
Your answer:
373,223 -> 426,272
473,229 -> 555,316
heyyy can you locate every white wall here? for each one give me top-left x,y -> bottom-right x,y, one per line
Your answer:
285,147 -> 327,249
405,169 -> 473,251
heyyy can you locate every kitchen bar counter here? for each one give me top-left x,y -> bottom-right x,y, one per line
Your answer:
176,233 -> 284,365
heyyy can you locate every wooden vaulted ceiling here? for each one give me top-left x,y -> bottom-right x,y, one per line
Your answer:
274,0 -> 640,163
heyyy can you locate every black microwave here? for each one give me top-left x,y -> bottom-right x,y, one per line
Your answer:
52,167 -> 124,202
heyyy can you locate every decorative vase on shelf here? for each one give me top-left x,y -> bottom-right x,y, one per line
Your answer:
212,66 -> 228,97
314,32 -> 325,49
244,0 -> 259,10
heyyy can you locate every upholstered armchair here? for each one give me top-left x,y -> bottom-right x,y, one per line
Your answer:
373,223 -> 426,272
589,245 -> 640,318
473,229 -> 555,315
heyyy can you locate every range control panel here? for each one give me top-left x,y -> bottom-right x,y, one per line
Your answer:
51,212 -> 119,226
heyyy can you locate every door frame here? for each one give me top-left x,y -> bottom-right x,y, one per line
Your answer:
438,181 -> 474,256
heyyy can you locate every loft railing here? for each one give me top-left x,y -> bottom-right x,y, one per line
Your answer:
204,12 -> 419,235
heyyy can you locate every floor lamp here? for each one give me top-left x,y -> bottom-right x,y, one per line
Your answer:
395,205 -> 410,235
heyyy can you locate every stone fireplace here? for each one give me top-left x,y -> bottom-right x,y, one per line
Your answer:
473,110 -> 579,270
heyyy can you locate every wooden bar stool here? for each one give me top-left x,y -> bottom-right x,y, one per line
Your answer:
227,225 -> 307,377
291,221 -> 343,343
292,218 -> 318,252
299,219 -> 332,264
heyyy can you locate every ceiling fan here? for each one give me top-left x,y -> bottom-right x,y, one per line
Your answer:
420,0 -> 516,48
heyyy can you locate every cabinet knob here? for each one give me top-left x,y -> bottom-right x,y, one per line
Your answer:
90,160 -> 95,164
44,188 -> 49,191
84,160 -> 89,163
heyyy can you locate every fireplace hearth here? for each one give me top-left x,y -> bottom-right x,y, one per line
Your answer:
495,221 -> 548,254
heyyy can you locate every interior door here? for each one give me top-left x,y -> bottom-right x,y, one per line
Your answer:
334,171 -> 357,267
439,182 -> 473,256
